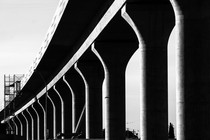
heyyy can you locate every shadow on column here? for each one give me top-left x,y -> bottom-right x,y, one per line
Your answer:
64,68 -> 86,138
76,48 -> 104,138
94,10 -> 139,140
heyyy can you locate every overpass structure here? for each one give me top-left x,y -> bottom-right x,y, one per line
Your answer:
0,0 -> 210,140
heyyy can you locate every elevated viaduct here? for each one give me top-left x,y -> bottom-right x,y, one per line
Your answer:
1,0 -> 210,140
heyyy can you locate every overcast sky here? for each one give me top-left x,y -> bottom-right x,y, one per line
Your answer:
0,0 -> 59,108
0,0 -> 176,136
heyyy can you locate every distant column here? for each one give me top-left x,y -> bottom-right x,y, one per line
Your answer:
22,111 -> 29,140
38,99 -> 46,140
53,85 -> 64,139
171,0 -> 210,140
63,75 -> 75,133
16,115 -> 23,136
32,104 -> 40,140
12,118 -> 18,135
26,108 -> 34,140
75,48 -> 104,139
47,94 -> 57,139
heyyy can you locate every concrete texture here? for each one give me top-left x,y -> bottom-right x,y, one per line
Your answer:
126,1 -> 175,140
174,0 -> 210,140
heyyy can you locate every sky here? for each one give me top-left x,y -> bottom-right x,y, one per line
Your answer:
0,0 -> 60,108
0,0 -> 176,136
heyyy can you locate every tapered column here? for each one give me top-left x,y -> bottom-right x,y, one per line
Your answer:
47,94 -> 57,139
7,120 -> 13,134
19,112 -> 28,140
75,49 -> 104,138
65,68 -> 85,137
16,115 -> 23,136
170,0 -> 210,140
124,1 -> 175,140
93,41 -> 137,140
53,85 -> 64,139
92,9 -> 138,139
55,78 -> 73,138
38,99 -> 46,140
32,104 -> 40,140
26,108 -> 34,140
22,112 -> 29,140
63,75 -> 75,133
12,118 -> 18,135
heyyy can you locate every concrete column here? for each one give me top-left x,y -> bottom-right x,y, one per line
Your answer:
75,49 -> 104,138
92,41 -> 137,140
91,6 -> 140,139
16,115 -> 23,136
7,120 -> 13,134
124,1 -> 175,140
93,25 -> 138,140
170,0 -> 210,140
22,111 -> 29,140
47,94 -> 57,139
12,118 -> 18,135
53,79 -> 73,138
32,104 -> 40,140
65,68 -> 85,137
38,99 -> 46,140
26,108 -> 34,140
53,85 -> 64,139
63,75 -> 75,133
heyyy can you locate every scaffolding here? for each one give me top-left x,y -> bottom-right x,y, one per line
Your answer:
4,74 -> 24,112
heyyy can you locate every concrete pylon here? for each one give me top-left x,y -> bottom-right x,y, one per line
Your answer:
47,94 -> 57,139
65,68 -> 86,138
26,108 -> 34,140
53,85 -> 65,139
170,0 -> 210,140
32,104 -> 40,140
92,9 -> 138,139
11,118 -> 18,135
16,114 -> 23,136
125,1 -> 175,140
22,112 -> 29,140
75,48 -> 104,139
63,75 -> 75,133
54,78 -> 73,138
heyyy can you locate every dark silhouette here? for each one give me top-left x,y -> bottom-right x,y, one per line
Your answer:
168,123 -> 175,139
102,129 -> 139,139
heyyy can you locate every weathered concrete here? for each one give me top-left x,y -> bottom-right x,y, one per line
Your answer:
171,0 -> 210,140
